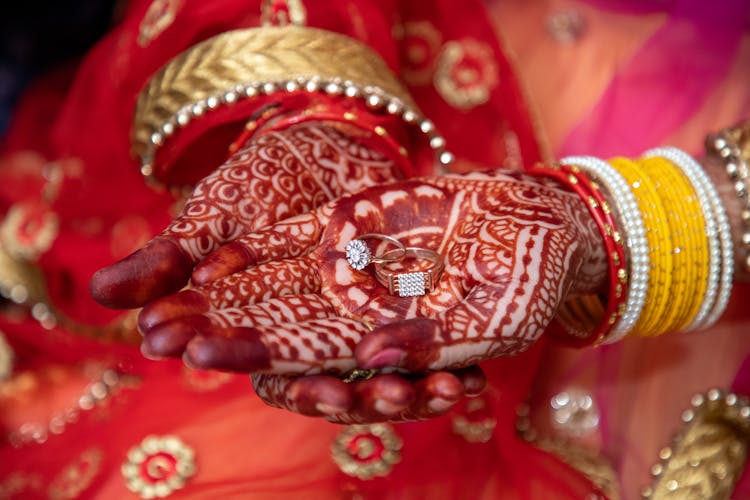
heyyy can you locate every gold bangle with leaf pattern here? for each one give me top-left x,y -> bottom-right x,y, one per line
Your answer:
133,26 -> 454,184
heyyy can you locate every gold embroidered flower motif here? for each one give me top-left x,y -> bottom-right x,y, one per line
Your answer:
399,21 -> 443,86
434,39 -> 499,110
0,201 -> 59,261
138,0 -> 182,47
331,424 -> 402,480
122,435 -> 196,498
48,448 -> 103,499
451,397 -> 497,443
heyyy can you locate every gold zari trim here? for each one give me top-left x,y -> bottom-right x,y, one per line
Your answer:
133,26 -> 415,159
645,389 -> 749,499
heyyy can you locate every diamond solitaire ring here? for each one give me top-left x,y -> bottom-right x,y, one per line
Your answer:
373,247 -> 444,297
346,234 -> 407,271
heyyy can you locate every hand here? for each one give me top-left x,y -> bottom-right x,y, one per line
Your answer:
138,170 -> 607,373
89,122 -> 402,308
250,366 -> 487,423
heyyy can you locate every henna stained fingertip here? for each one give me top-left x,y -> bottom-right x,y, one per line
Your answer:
138,290 -> 211,332
183,329 -> 272,372
90,237 -> 193,309
192,242 -> 254,285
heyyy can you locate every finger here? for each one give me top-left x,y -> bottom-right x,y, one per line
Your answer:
91,163 -> 258,309
141,315 -> 209,360
90,237 -> 193,309
141,294 -> 336,359
399,371 -> 465,420
453,365 -> 487,397
183,317 -> 370,374
356,283 -> 546,372
322,369 -> 485,424
192,209 -> 329,285
251,374 -> 353,417
138,257 -> 320,331
346,374 -> 416,421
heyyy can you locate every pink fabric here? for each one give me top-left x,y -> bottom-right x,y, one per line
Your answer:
560,0 -> 750,157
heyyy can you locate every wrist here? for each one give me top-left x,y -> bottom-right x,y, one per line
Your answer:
132,26 -> 451,189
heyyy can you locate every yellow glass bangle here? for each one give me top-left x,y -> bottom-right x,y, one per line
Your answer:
639,156 -> 694,335
639,156 -> 709,334
609,157 -> 673,337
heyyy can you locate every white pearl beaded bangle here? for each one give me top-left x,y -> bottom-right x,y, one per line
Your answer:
561,156 -> 650,342
643,147 -> 733,330
140,77 -> 454,183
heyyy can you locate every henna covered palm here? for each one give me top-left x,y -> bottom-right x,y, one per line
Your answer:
139,170 -> 607,375
90,123 -> 402,308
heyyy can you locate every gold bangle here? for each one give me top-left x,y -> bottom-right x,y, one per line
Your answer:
609,157 -> 673,337
133,25 -> 433,182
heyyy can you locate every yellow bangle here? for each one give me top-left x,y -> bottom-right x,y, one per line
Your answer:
609,157 -> 673,336
638,156 -> 709,333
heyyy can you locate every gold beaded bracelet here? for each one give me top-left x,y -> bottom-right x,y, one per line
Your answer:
706,122 -> 750,272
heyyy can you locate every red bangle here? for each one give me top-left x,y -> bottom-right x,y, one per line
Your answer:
264,107 -> 414,177
226,104 -> 287,158
529,163 -> 628,345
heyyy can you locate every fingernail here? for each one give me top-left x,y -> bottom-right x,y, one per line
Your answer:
362,348 -> 406,369
315,402 -> 348,416
427,397 -> 454,413
374,398 -> 405,415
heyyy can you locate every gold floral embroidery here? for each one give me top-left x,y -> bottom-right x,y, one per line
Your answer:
534,438 -> 620,500
4,367 -> 137,447
434,38 -> 498,110
331,424 -> 402,480
0,241 -> 50,307
0,472 -> 43,497
0,201 -> 59,261
451,397 -> 497,443
398,21 -> 442,86
122,435 -> 197,498
644,389 -> 750,499
260,0 -> 306,27
48,448 -> 103,499
515,402 -> 620,498
137,0 -> 182,47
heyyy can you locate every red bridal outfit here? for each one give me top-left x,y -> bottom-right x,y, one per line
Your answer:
0,0 -> 748,498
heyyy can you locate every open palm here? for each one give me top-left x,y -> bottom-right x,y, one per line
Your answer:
137,170 -> 606,375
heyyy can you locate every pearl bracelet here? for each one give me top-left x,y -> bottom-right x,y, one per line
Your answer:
142,77 -> 455,184
561,156 -> 649,342
643,147 -> 733,330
